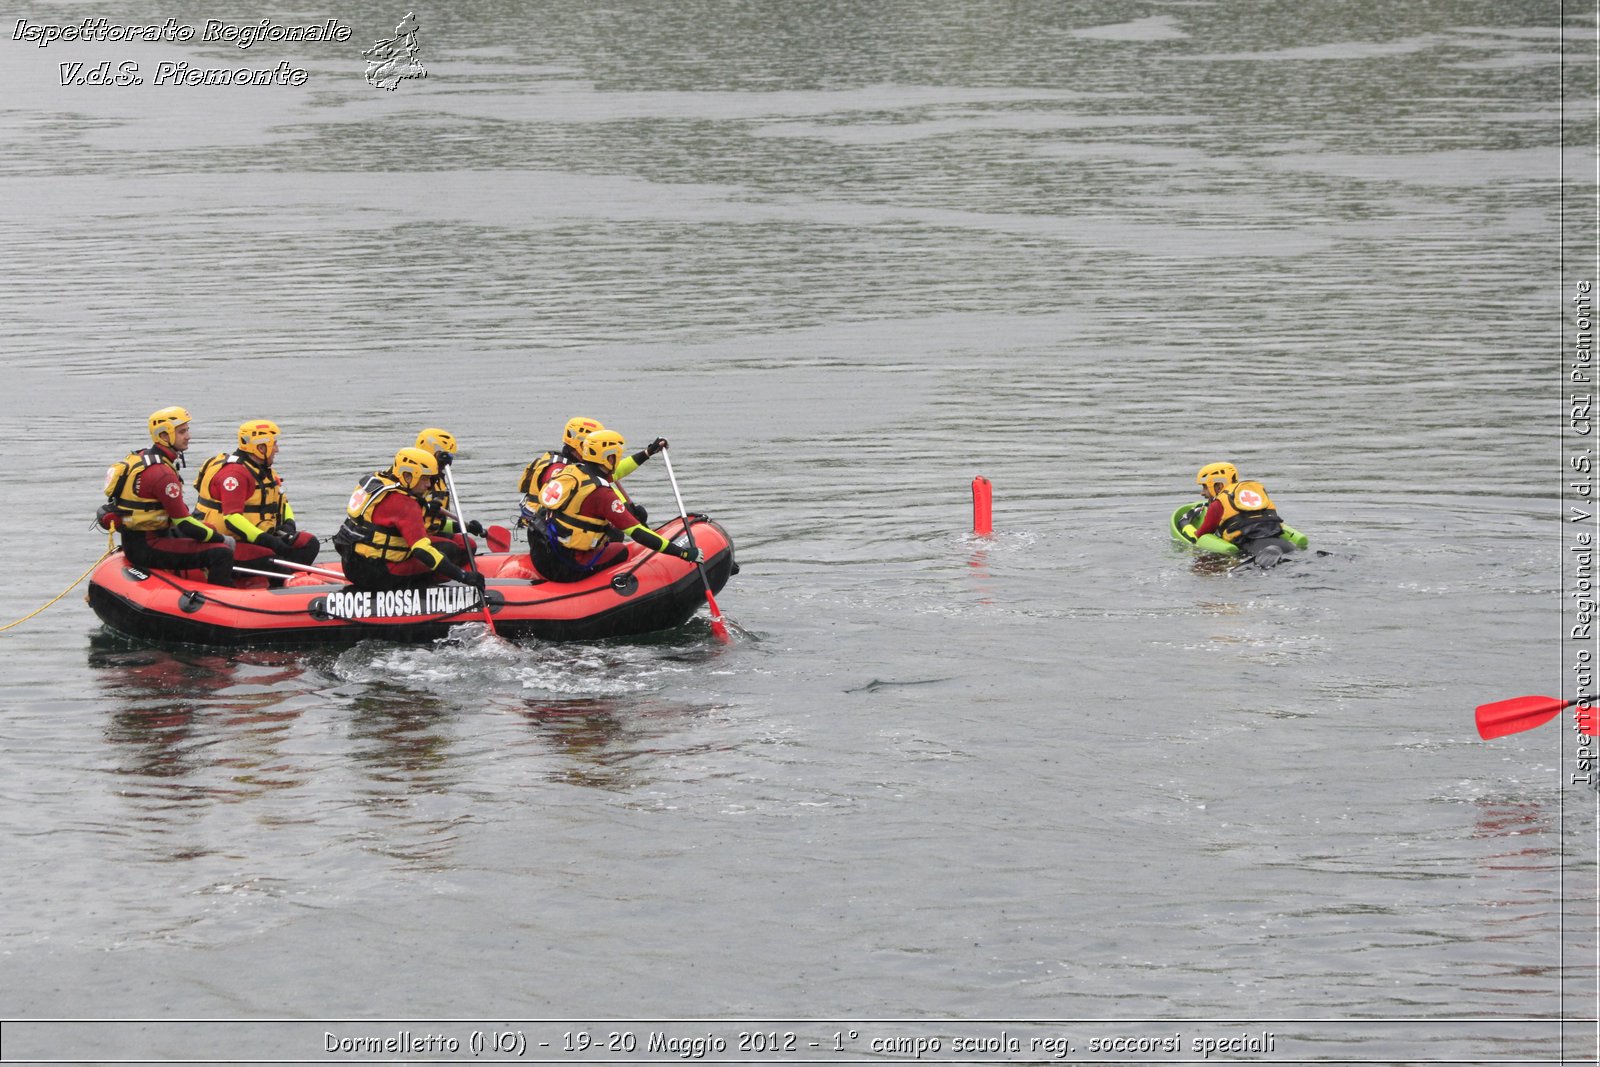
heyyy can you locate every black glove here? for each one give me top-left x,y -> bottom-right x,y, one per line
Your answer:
629,503 -> 648,525
466,519 -> 485,537
670,544 -> 704,565
435,451 -> 453,468
277,519 -> 297,539
647,437 -> 668,456
95,503 -> 121,531
424,499 -> 446,520
257,532 -> 293,555
440,562 -> 485,591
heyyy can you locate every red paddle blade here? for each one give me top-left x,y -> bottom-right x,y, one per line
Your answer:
1475,695 -> 1571,740
703,590 -> 732,644
487,525 -> 512,553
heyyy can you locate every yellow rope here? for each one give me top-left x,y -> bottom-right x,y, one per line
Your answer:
0,536 -> 116,634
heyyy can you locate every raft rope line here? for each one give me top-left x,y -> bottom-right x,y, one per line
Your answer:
0,541 -> 118,634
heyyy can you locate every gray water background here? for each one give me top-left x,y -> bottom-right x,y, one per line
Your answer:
0,1 -> 1594,1062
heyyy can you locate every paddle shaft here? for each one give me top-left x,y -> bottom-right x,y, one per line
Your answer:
659,449 -> 731,643
234,564 -> 317,582
440,464 -> 498,634
251,557 -> 346,581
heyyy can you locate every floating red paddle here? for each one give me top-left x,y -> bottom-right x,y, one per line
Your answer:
660,449 -> 732,645
1474,695 -> 1585,740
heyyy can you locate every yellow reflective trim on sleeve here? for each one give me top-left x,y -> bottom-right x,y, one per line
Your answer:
225,513 -> 266,542
624,524 -> 670,552
409,537 -> 446,569
174,515 -> 216,541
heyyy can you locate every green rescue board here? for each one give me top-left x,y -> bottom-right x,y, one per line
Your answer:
1170,501 -> 1308,557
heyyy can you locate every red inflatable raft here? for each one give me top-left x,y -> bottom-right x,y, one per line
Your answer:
87,516 -> 736,647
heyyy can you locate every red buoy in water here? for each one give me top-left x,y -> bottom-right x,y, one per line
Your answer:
972,476 -> 992,536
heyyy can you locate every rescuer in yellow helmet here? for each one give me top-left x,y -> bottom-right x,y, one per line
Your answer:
333,447 -> 486,593
526,429 -> 700,583
411,427 -> 486,544
1183,462 -> 1289,548
190,419 -> 319,585
98,407 -> 235,585
515,415 -> 668,534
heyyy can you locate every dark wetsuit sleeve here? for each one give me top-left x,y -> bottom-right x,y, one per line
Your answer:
584,484 -> 640,531
135,462 -> 193,520
583,484 -> 670,550
625,524 -> 672,552
371,493 -> 447,569
214,464 -> 265,540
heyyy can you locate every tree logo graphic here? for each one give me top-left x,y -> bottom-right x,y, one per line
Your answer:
363,12 -> 426,90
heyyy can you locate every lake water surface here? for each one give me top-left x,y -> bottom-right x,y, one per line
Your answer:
0,1 -> 1594,1062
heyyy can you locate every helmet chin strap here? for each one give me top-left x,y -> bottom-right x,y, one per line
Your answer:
161,438 -> 187,469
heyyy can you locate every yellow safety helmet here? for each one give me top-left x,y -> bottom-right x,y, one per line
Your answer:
237,419 -> 280,462
415,427 -> 457,458
391,446 -> 441,491
563,416 -> 604,453
148,406 -> 192,448
1196,462 -> 1239,492
580,429 -> 627,472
